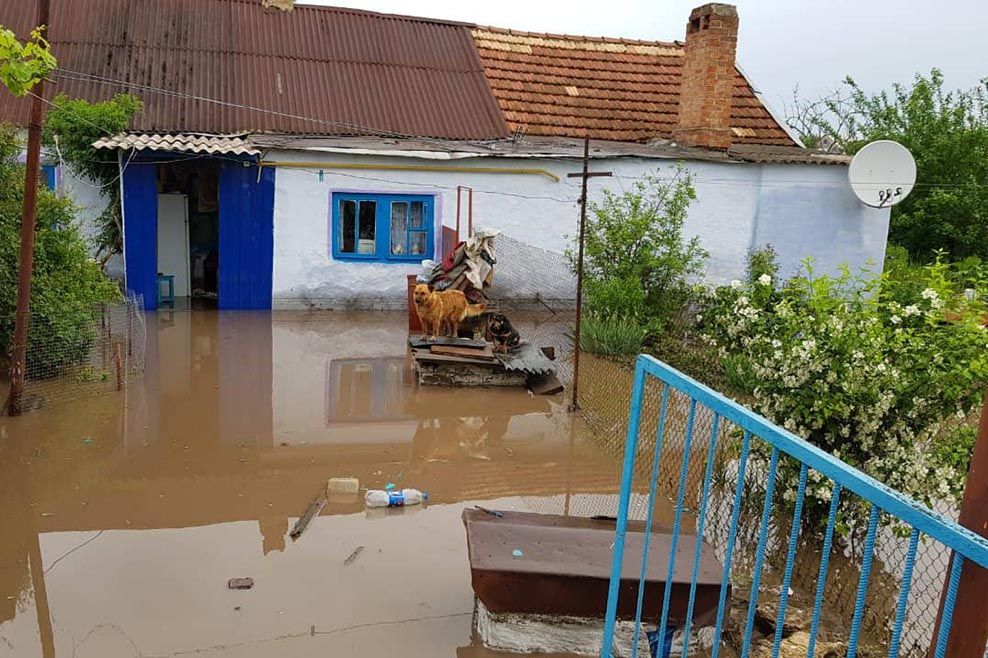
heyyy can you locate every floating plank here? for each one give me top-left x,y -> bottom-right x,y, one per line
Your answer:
431,344 -> 496,361
290,489 -> 327,540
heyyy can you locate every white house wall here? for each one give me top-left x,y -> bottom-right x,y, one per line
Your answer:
264,149 -> 890,309
752,164 -> 891,280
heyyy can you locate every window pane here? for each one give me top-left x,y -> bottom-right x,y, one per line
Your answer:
340,200 -> 356,253
410,231 -> 428,255
410,201 -> 425,229
390,202 -> 408,255
357,201 -> 376,254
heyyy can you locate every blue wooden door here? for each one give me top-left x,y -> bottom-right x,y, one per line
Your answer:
218,163 -> 275,309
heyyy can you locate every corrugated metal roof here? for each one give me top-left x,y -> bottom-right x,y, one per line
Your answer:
0,0 -> 510,140
472,26 -> 796,146
495,343 -> 556,376
93,132 -> 260,155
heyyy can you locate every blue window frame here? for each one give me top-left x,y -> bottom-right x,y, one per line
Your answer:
331,192 -> 435,262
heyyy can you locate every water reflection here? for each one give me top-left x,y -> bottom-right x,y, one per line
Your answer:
0,311 -> 613,658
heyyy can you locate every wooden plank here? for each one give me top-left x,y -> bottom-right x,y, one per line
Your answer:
431,344 -> 496,361
411,349 -> 498,366
408,336 -> 487,350
290,489 -> 327,540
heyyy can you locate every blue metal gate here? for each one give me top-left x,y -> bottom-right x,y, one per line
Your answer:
601,355 -> 988,658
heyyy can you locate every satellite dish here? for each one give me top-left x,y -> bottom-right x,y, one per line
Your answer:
848,140 -> 917,208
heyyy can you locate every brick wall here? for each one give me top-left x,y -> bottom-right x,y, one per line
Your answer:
674,3 -> 739,150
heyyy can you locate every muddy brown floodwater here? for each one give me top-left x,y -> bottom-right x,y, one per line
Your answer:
0,311 -> 623,658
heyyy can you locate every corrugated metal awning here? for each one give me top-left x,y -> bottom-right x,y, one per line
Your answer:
92,133 -> 260,156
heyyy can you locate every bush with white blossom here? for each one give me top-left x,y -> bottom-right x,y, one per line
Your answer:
699,258 -> 987,532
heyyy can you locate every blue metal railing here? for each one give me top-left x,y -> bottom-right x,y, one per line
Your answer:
600,355 -> 988,658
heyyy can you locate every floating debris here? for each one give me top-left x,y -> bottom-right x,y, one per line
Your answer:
228,577 -> 254,590
290,487 -> 328,540
343,546 -> 365,566
475,506 -> 504,518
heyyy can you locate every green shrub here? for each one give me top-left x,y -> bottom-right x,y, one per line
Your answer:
579,315 -> 645,356
935,424 -> 977,479
700,258 -> 988,534
568,167 -> 707,333
745,244 -> 779,285
0,126 -> 120,376
43,93 -> 142,262
721,353 -> 757,396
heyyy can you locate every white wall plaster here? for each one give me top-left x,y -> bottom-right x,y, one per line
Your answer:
269,149 -> 889,309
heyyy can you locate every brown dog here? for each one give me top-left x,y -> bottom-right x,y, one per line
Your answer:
413,284 -> 486,339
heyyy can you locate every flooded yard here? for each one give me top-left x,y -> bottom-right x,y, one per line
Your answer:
0,311 -> 619,658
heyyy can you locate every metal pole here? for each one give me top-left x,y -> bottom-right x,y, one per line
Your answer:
5,0 -> 51,417
468,187 -> 474,238
456,186 -> 461,242
570,137 -> 591,411
933,388 -> 988,657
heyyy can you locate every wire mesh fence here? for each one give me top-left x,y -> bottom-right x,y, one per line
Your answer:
7,294 -> 147,413
485,229 -> 963,657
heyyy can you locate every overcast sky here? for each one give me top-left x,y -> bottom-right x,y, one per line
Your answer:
302,0 -> 986,119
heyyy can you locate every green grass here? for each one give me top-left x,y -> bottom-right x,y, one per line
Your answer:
579,315 -> 645,356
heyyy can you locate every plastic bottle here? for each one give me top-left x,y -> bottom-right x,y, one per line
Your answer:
364,488 -> 426,508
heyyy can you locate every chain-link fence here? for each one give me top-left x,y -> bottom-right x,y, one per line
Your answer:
7,294 -> 147,413
486,230 -> 960,657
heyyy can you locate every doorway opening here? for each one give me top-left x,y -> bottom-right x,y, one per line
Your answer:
156,159 -> 220,309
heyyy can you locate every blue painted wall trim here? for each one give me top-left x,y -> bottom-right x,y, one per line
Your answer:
218,163 -> 275,309
122,162 -> 159,311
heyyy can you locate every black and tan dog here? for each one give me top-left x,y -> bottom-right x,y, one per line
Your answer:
487,312 -> 521,353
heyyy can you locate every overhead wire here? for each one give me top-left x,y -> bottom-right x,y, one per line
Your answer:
39,68 -> 988,193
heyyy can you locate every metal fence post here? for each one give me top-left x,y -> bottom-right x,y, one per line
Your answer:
932,389 -> 988,657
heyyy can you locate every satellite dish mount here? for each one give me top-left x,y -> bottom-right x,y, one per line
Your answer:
848,140 -> 917,208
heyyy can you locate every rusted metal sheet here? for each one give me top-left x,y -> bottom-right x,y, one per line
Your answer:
0,0 -> 509,140
462,509 -> 725,625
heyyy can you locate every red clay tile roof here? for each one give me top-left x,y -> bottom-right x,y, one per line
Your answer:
471,27 -> 796,146
0,0 -> 510,140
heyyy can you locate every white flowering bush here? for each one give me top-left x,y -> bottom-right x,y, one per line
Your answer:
700,259 -> 988,533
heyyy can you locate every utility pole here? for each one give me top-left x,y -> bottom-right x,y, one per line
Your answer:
567,137 -> 611,411
932,388 -> 988,657
5,0 -> 51,416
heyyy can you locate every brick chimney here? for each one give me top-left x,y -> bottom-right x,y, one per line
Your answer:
673,3 -> 739,150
